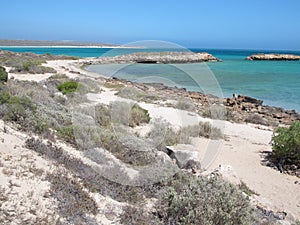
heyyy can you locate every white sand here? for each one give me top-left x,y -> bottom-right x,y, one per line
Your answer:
86,81 -> 300,220
1,58 -> 299,222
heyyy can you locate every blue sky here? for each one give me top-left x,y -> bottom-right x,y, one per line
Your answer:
1,0 -> 299,50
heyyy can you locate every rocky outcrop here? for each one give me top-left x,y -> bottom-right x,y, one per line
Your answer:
91,52 -> 221,64
104,77 -> 300,126
246,53 -> 300,61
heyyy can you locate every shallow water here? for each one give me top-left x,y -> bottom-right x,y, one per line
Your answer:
2,47 -> 300,112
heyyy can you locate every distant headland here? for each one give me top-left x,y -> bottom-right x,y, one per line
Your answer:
0,39 -> 134,48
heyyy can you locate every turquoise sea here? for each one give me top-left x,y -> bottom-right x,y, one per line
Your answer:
1,47 -> 300,112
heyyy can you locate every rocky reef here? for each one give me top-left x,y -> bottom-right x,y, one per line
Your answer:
246,53 -> 300,61
89,51 -> 221,64
105,77 -> 300,126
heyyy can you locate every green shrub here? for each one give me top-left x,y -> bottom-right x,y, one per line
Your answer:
129,104 -> 150,127
271,122 -> 300,172
0,91 -> 36,124
156,172 -> 253,225
57,81 -> 79,94
57,125 -> 76,144
0,91 -> 10,104
0,66 -> 8,83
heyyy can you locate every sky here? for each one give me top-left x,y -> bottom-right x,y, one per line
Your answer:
0,0 -> 300,50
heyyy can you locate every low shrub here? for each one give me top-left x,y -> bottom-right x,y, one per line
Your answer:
245,113 -> 269,126
57,81 -> 79,94
110,101 -> 150,127
129,104 -> 150,127
175,99 -> 195,111
202,105 -> 233,121
146,120 -> 223,151
120,206 -> 161,225
156,172 -> 253,225
10,59 -> 56,74
95,104 -> 111,128
270,121 -> 300,173
46,168 -> 98,224
179,121 -> 224,140
116,86 -> 158,101
0,91 -> 36,126
116,86 -> 144,100
146,120 -> 179,151
56,125 -> 76,144
25,138 -> 145,204
0,66 -> 8,83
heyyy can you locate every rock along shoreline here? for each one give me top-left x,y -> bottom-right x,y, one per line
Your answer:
246,53 -> 300,61
87,51 -> 221,64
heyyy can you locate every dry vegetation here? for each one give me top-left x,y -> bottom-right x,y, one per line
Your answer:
0,50 -> 293,224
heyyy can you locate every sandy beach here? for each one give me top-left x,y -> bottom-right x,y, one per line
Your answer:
1,57 -> 299,224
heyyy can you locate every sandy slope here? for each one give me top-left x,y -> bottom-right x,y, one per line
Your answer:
0,120 -> 57,223
86,87 -> 300,220
2,58 -> 300,222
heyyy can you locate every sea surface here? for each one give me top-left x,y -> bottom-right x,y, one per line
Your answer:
1,46 -> 300,112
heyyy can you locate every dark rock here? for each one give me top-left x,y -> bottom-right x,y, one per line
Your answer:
237,95 -> 263,105
165,145 -> 200,169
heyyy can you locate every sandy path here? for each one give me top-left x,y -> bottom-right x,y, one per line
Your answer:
192,134 -> 300,220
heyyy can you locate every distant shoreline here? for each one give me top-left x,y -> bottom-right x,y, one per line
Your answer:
0,45 -> 141,49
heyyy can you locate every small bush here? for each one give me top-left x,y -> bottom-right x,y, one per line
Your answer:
147,120 -> 223,151
95,104 -> 111,128
25,137 -> 145,204
10,59 -> 56,74
245,113 -> 269,126
175,99 -> 195,111
146,120 -> 179,151
179,121 -> 224,140
156,172 -> 253,225
110,101 -> 150,127
46,168 -> 98,223
130,104 -> 150,127
270,122 -> 300,173
120,206 -> 161,225
203,105 -> 232,121
0,91 -> 36,125
0,66 -> 8,83
57,125 -> 76,144
57,81 -> 79,94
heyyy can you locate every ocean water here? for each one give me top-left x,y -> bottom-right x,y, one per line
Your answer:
1,47 -> 300,112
